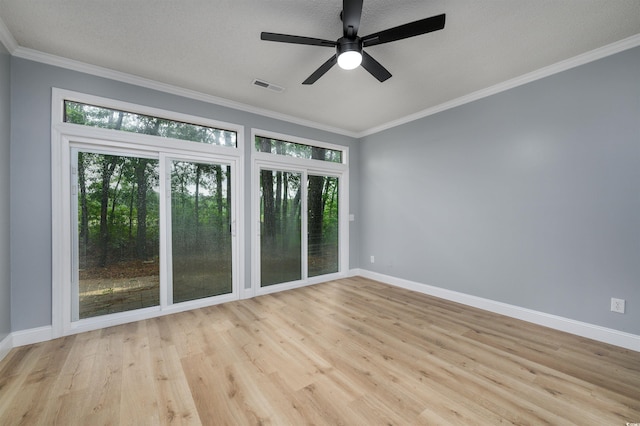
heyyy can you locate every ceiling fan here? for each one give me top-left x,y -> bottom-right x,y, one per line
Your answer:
260,0 -> 446,85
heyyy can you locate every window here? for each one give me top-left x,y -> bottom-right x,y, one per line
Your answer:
252,130 -> 348,295
52,89 -> 243,337
170,159 -> 233,303
73,151 -> 161,320
255,135 -> 343,163
65,101 -> 237,147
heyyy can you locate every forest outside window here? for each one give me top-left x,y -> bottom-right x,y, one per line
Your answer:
52,89 -> 243,336
255,135 -> 343,163
64,101 -> 237,147
253,131 -> 348,293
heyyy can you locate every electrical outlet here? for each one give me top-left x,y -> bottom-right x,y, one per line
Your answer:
370,255 -> 375,263
611,298 -> 625,314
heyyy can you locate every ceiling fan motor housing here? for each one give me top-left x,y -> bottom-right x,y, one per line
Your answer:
337,37 -> 363,56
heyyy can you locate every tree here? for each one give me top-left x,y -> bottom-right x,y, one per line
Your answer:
260,139 -> 275,243
98,155 -> 120,267
78,152 -> 89,267
308,147 -> 327,257
134,158 -> 151,260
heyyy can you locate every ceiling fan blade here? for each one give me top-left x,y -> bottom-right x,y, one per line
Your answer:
261,32 -> 336,47
361,51 -> 392,82
342,0 -> 363,37
302,55 -> 338,85
361,13 -> 445,47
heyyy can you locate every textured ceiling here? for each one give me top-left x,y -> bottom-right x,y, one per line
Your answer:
0,0 -> 639,135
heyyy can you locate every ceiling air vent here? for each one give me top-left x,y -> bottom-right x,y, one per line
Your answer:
252,79 -> 285,93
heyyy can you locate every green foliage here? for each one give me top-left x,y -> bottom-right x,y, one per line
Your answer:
255,136 -> 342,163
65,101 -> 236,146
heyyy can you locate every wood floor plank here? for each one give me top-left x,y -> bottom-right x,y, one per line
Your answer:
1,277 -> 639,425
78,326 -> 125,425
146,320 -> 201,425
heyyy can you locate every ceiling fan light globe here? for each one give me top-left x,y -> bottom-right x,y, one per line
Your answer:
338,51 -> 362,70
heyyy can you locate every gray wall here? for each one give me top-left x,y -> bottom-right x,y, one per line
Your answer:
0,43 -> 10,341
9,57 -> 359,332
8,47 -> 640,337
360,47 -> 640,334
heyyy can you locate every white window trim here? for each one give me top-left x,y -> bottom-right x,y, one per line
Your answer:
51,88 -> 245,337
58,89 -> 243,149
250,129 -> 349,298
252,128 -> 349,167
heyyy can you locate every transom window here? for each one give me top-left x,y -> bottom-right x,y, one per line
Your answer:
64,100 -> 237,147
255,135 -> 343,163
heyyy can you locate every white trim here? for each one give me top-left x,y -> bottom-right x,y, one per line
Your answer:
358,34 -> 640,137
241,286 -> 255,300
0,16 -> 18,54
51,89 -> 245,338
13,47 -> 358,138
57,88 -> 245,150
252,128 -> 349,166
256,272 -> 348,297
355,269 -> 640,352
11,326 -> 54,347
0,334 -> 12,361
64,293 -> 239,336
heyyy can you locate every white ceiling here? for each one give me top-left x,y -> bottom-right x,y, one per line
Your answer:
0,1 -> 639,135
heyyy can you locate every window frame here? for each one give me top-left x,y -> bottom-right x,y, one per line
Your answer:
64,99 -> 239,148
51,88 -> 244,338
250,129 -> 349,297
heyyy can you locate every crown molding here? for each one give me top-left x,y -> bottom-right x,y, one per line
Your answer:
6,31 -> 640,139
357,33 -> 640,138
0,15 -> 18,53
11,47 -> 359,139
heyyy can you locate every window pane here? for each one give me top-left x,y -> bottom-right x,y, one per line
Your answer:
255,136 -> 343,163
65,101 -> 237,147
171,161 -> 232,302
76,152 -> 160,320
308,175 -> 339,277
260,169 -> 302,286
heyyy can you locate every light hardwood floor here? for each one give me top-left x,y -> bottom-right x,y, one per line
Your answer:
1,277 -> 639,425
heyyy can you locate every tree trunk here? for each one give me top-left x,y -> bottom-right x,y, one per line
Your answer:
215,165 -> 223,217
134,119 -> 161,260
260,139 -> 275,245
308,148 -> 327,259
226,165 -> 231,226
135,159 -> 149,260
275,141 -> 283,240
128,181 -> 136,256
78,152 -> 89,268
109,160 -> 124,228
194,164 -> 201,249
98,156 -> 118,267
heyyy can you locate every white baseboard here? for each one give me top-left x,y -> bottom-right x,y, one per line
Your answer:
11,326 -> 53,348
353,269 -> 640,352
0,327 -> 53,364
0,333 -> 12,362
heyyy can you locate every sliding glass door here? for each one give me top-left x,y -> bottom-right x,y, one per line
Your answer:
170,159 -> 233,303
71,148 -> 238,322
259,168 -> 303,286
257,165 -> 342,289
73,150 -> 160,320
307,174 -> 339,278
